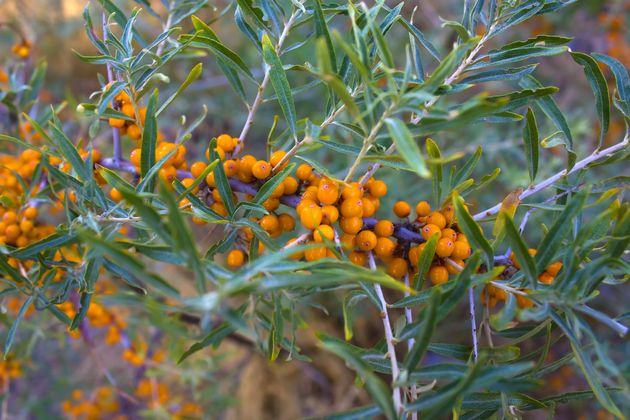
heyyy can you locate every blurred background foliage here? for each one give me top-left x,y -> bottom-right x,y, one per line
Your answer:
0,0 -> 628,418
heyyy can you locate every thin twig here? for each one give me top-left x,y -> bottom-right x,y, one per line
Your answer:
102,12 -> 122,163
368,253 -> 402,415
469,287 -> 479,361
473,135 -> 629,221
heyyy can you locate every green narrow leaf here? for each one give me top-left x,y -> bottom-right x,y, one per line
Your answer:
313,0 -> 336,73
501,213 -> 538,289
178,322 -> 237,363
522,108 -> 539,182
404,288 -> 440,370
140,89 -> 159,191
269,293 -> 283,361
426,139 -> 442,204
262,34 -> 297,140
593,53 -> 630,118
343,290 -> 367,341
570,52 -> 610,148
4,295 -> 34,356
209,139 -> 235,216
157,63 -> 203,116
385,118 -> 429,178
454,194 -> 493,267
252,163 -> 295,206
414,233 -> 439,290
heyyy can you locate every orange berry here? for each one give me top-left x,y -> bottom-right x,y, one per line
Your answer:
340,198 -> 363,218
239,155 -> 257,175
341,183 -> 363,200
409,246 -> 420,266
313,225 -> 335,242
321,205 -> 339,225
19,220 -> 33,234
252,160 -> 271,180
278,213 -> 296,232
5,225 -> 20,242
339,234 -> 355,249
355,230 -> 377,251
130,148 -> 142,167
428,265 -> 449,285
317,183 -> 339,205
348,251 -> 366,266
374,220 -> 394,237
127,124 -> 142,140
546,261 -> 563,276
217,134 -> 235,152
435,238 -> 455,258
302,186 -> 318,201
190,162 -> 207,179
445,259 -> 464,274
421,224 -> 441,240
427,212 -> 447,229
269,150 -> 288,169
110,188 -> 123,203
210,202 -> 228,217
441,228 -> 457,241
456,233 -> 468,243
283,176 -> 299,195
108,118 -> 125,128
296,199 -> 317,215
441,205 -> 455,225
451,241 -> 471,260
285,238 -> 304,260
121,103 -> 135,118
415,201 -> 431,217
387,258 -> 408,279
339,217 -> 363,235
3,212 -> 17,225
296,164 -> 312,181
205,172 -> 216,187
374,237 -> 395,258
304,244 -> 327,261
367,180 -> 387,198
226,249 -> 245,269
393,201 -> 411,218
538,272 -> 554,285
510,249 -> 537,270
223,160 -> 238,177
516,292 -> 534,309
362,197 -> 376,218
300,206 -> 323,230
259,215 -> 280,233
23,207 -> 38,220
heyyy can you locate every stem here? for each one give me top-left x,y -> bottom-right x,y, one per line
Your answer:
403,273 -> 419,418
155,2 -> 173,57
102,12 -> 122,163
469,287 -> 479,361
473,135 -> 629,221
345,110 -> 391,183
368,253 -> 402,415
234,11 -> 299,155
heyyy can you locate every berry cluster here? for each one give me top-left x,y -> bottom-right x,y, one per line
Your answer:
107,89 -> 147,141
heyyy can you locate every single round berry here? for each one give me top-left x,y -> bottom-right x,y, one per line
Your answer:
317,183 -> 339,205
283,176 -> 299,195
387,258 -> 408,279
441,228 -> 457,241
252,160 -> 271,180
451,241 -> 471,260
538,272 -> 554,284
341,183 -> 363,200
23,207 -> 38,220
190,161 -> 207,179
110,188 -> 123,203
421,224 -> 441,240
374,237 -> 396,258
428,265 -> 449,285
304,245 -> 327,261
321,205 -> 339,225
445,259 -> 464,274
278,213 -> 296,232
393,201 -> 411,218
300,206 -> 323,230
269,150 -> 287,169
546,261 -> 563,276
340,217 -> 363,235
427,212 -> 447,229
367,180 -> 387,198
348,251 -> 366,266
415,201 -> 431,217
374,220 -> 394,237
259,215 -> 280,233
296,164 -> 313,181
313,225 -> 335,242
355,230 -> 377,251
223,159 -> 238,177
227,249 -> 245,269
435,238 -> 455,258
340,199 -> 363,218
217,134 -> 235,152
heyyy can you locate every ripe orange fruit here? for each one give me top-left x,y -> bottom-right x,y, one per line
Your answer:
23,207 -> 38,220
428,265 -> 449,285
441,228 -> 457,241
259,215 -> 280,233
227,249 -> 245,269
451,241 -> 471,260
415,201 -> 431,217
348,251 -> 366,266
427,212 -> 447,229
304,244 -> 327,261
367,180 -> 387,198
217,134 -> 235,152
283,176 -> 299,195
374,237 -> 395,258
355,230 -> 377,251
546,261 -> 563,276
538,272 -> 554,284
435,238 -> 455,258
341,183 -> 363,200
269,150 -> 287,169
110,188 -> 123,202
321,205 -> 339,224
223,159 -> 238,177
313,225 -> 335,242
421,224 -> 441,240
252,160 -> 271,180
317,183 -> 339,205
339,217 -> 363,234
387,258 -> 408,279
300,206 -> 323,230
393,201 -> 411,218
278,213 -> 296,232
445,259 -> 464,274
340,198 -> 363,218
296,164 -> 312,181
374,220 -> 394,237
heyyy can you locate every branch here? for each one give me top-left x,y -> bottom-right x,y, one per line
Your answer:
233,11 -> 299,155
102,12 -> 122,163
368,252 -> 402,415
473,134 -> 629,221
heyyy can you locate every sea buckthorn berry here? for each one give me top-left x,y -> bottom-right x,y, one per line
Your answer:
456,233 -> 468,243
428,265 -> 449,285
259,215 -> 280,233
130,148 -> 142,166
510,248 -> 537,270
127,124 -> 142,141
393,201 -> 411,218
374,220 -> 394,237
252,160 -> 271,180
340,217 -> 363,235
538,272 -> 554,284
302,186 -> 318,201
321,205 -> 339,225
546,261 -> 563,276
451,241 -> 471,260
214,146 -> 226,161
181,178 -> 198,192
121,103 -> 135,118
446,259 -> 464,274
269,150 -> 287,170
317,183 -> 339,205
278,213 -> 296,232
5,225 -> 20,242
349,251 -> 366,266
441,228 -> 457,241
217,134 -> 235,152
270,183 -> 285,198
421,224 -> 441,240
374,237 -> 395,258
340,198 -> 363,218
304,244 -> 327,261
342,183 -> 363,200
435,238 -> 455,257
415,201 -> 431,217
23,207 -> 38,220
286,239 -> 304,260
355,230 -> 377,251
227,249 -> 245,269
427,212 -> 447,229
205,172 -> 216,187
296,199 -> 317,215
441,205 -> 455,225
192,216 -> 207,225
108,118 -> 125,128
296,164 -> 312,181
300,206 -> 323,230
367,180 -> 387,198
409,246 -> 420,266
16,236 -> 28,248
211,202 -> 228,217
308,174 -> 321,186
283,176 -> 299,195
362,197 -> 376,218
110,188 -> 123,203
263,197 -> 280,211
19,220 -> 33,235
190,162 -> 207,179
388,258 -> 408,279
313,225 -> 335,242
339,234 -> 355,249
516,292 -> 534,309
222,160 -> 237,177
239,155 -> 257,175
